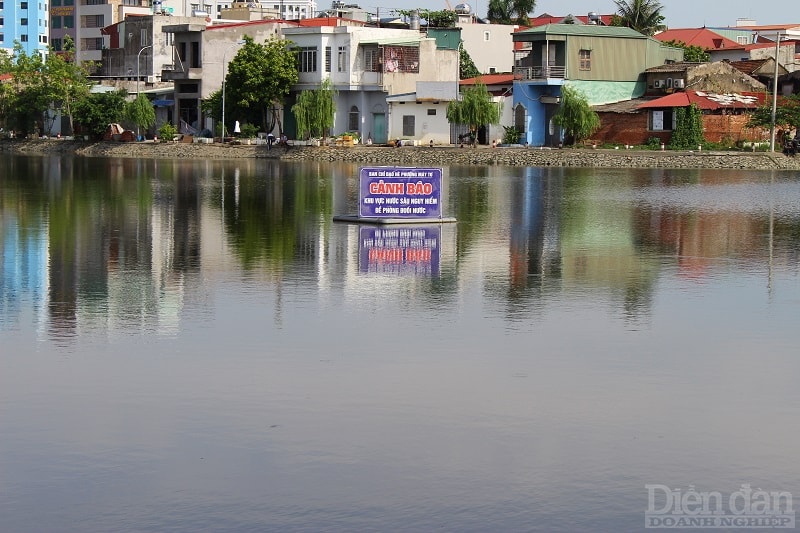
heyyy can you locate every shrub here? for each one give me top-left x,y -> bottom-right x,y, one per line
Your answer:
240,122 -> 259,138
158,122 -> 177,140
502,126 -> 522,145
645,137 -> 662,150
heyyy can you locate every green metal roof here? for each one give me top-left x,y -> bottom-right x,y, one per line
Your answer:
514,24 -> 647,40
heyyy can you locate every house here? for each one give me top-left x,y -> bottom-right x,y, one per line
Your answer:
645,61 -> 765,95
511,24 -> 683,147
458,73 -> 515,144
161,19 -> 289,134
637,90 -> 768,144
282,23 -> 459,143
653,28 -> 747,63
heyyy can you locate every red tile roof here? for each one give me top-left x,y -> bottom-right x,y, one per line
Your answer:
654,28 -> 744,51
460,73 -> 518,86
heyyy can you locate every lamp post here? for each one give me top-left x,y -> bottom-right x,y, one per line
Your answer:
769,34 -> 781,153
221,40 -> 245,141
136,44 -> 153,141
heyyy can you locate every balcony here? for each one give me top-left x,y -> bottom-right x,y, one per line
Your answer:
513,65 -> 566,80
161,64 -> 203,81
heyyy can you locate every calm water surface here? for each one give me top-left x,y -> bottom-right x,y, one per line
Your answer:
1,155 -> 799,532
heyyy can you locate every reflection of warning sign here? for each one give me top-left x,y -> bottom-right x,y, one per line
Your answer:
359,167 -> 442,219
358,226 -> 440,275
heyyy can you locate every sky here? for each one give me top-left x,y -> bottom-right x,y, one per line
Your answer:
356,0 -> 797,29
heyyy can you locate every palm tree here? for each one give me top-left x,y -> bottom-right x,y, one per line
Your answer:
613,0 -> 666,36
486,0 -> 535,25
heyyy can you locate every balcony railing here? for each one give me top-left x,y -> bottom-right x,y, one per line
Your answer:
513,65 -> 566,80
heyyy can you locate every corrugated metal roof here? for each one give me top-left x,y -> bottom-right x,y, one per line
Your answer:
359,37 -> 421,46
638,90 -> 765,110
514,24 -> 645,39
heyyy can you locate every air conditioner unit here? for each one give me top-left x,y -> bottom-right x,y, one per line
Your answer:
673,78 -> 685,89
146,75 -> 157,84
653,80 -> 664,88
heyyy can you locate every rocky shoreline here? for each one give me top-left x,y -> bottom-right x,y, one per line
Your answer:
3,138 -> 800,170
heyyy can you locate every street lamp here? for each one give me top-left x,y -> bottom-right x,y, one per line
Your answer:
136,44 -> 153,141
221,40 -> 246,141
769,34 -> 782,153
136,44 -> 153,97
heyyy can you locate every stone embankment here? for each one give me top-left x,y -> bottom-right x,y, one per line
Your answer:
4,139 -> 800,170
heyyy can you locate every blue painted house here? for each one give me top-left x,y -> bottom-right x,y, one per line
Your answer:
511,24 -> 683,146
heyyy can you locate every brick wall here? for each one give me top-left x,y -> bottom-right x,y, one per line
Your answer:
596,111 -> 769,146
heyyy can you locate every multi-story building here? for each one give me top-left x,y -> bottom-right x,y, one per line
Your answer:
0,0 -> 50,57
74,0 -> 151,65
512,24 -> 684,146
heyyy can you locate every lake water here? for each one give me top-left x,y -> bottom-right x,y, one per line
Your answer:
2,155 -> 799,532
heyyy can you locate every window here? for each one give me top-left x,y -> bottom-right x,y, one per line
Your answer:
0,17 -> 4,25
337,46 -> 347,72
85,14 -> 104,27
64,15 -> 74,28
298,46 -> 317,72
0,34 -> 4,43
21,34 -> 28,42
488,67 -> 497,74
737,35 -> 748,45
165,32 -> 174,46
363,46 -> 379,72
63,0 -> 73,5
579,49 -> 591,70
427,109 -> 436,116
348,106 -> 360,132
141,28 -> 148,46
41,35 -> 48,43
402,115 -> 415,137
21,18 -> 29,26
51,37 -> 62,50
649,109 -> 675,131
180,83 -> 198,93
325,46 -> 331,72
384,46 -> 419,73
21,1 -> 28,8
484,31 -> 490,41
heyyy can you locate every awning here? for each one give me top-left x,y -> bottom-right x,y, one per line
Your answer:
358,37 -> 421,47
152,99 -> 175,107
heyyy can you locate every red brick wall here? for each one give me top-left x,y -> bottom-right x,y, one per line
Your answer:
595,111 -> 768,146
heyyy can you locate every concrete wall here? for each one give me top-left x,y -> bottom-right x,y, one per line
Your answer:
387,101 -> 451,144
458,22 -> 516,74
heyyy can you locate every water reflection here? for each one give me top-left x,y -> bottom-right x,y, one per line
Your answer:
1,156 -> 799,340
2,155 -> 800,531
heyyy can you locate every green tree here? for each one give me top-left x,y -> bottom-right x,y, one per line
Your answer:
73,89 -> 127,139
459,44 -> 480,80
668,104 -> 704,149
225,36 -> 298,134
552,85 -> 600,145
44,36 -> 93,135
446,81 -> 501,144
124,93 -> 156,139
747,94 -> 800,133
486,0 -> 535,25
663,40 -> 710,62
292,78 -> 336,140
7,43 -> 50,135
612,0 -> 666,36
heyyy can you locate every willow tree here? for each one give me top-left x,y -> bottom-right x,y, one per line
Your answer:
124,93 -> 156,139
552,85 -> 600,145
446,81 -> 501,145
292,78 -> 336,140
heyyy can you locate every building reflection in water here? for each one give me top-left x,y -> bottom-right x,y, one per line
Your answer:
1,156 -> 799,342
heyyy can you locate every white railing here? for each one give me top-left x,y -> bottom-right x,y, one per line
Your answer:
513,65 -> 566,80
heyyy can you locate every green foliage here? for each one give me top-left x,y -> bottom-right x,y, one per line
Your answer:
552,85 -> 600,145
72,89 -> 127,138
239,122 -> 259,138
613,0 -> 666,36
124,93 -> 156,135
502,125 -> 522,145
646,136 -> 663,149
446,81 -> 501,141
459,44 -> 480,80
292,78 -> 336,140
668,104 -> 704,149
225,36 -> 299,133
486,0 -> 535,24
747,94 -> 800,132
200,89 -> 222,123
663,40 -> 710,62
44,35 -> 93,135
395,9 -> 456,27
158,122 -> 177,140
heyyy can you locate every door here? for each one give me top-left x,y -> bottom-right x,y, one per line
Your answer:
372,113 -> 387,144
544,104 -> 560,147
